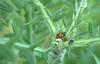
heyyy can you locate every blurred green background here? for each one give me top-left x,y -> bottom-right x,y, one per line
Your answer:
0,0 -> 100,64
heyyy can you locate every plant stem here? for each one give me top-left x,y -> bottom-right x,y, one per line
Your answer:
33,0 -> 56,34
87,48 -> 100,64
74,37 -> 100,44
66,3 -> 81,36
69,37 -> 100,48
66,0 -> 87,36
28,7 -> 33,44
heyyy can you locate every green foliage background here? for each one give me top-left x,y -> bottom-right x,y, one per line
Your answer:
0,0 -> 100,64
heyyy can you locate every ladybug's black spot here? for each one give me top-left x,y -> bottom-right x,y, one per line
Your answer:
69,39 -> 74,44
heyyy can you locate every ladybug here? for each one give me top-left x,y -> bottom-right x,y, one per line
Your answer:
56,32 -> 74,43
56,32 -> 67,42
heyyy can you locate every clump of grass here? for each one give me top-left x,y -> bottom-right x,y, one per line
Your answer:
0,0 -> 100,64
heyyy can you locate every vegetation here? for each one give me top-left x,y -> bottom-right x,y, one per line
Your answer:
0,0 -> 100,64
